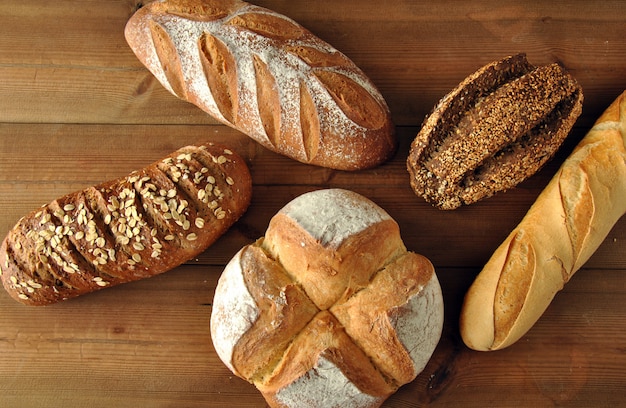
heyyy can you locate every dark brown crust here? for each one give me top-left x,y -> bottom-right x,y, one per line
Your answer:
0,143 -> 252,305
407,54 -> 584,210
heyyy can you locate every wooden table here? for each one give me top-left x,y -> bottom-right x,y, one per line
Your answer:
1,1 -> 625,407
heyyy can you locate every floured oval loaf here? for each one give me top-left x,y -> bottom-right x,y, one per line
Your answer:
407,54 -> 583,210
0,143 -> 251,305
125,0 -> 396,171
211,189 -> 444,408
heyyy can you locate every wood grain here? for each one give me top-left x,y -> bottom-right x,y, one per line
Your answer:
1,0 -> 625,407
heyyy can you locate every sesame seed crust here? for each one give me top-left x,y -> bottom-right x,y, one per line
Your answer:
0,143 -> 252,305
407,54 -> 584,210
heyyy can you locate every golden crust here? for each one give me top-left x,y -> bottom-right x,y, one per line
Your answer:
460,90 -> 626,351
231,244 -> 319,382
211,189 -> 444,407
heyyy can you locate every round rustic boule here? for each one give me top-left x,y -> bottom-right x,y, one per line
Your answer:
211,189 -> 444,408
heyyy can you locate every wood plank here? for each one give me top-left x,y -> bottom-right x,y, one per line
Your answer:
255,0 -> 626,126
0,0 -> 138,67
0,66 -> 217,125
1,264 -> 624,407
0,1 -> 624,125
1,123 -> 625,269
0,265 -> 265,408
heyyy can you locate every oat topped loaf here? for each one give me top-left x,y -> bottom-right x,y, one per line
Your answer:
0,143 -> 252,305
125,0 -> 396,170
407,54 -> 583,210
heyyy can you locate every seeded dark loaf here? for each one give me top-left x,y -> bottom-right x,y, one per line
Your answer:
461,90 -> 626,351
407,54 -> 583,210
0,143 -> 252,306
211,189 -> 444,408
124,0 -> 396,171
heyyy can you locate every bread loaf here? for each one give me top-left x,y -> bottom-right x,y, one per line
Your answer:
407,54 -> 583,209
460,90 -> 626,351
0,143 -> 251,305
211,189 -> 444,408
125,0 -> 396,171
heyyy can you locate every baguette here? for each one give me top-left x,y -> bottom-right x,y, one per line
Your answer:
211,189 -> 444,408
407,54 -> 583,209
460,91 -> 626,351
0,143 -> 252,305
125,0 -> 396,171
